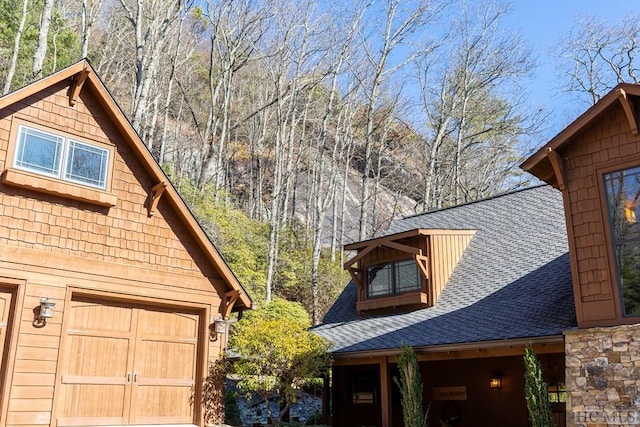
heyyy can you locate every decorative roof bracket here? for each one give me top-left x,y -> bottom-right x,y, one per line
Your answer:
617,88 -> 638,135
68,67 -> 90,107
415,254 -> 429,279
546,148 -> 567,191
146,181 -> 167,217
222,290 -> 240,319
347,267 -> 364,288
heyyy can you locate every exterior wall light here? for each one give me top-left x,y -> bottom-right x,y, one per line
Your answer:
39,298 -> 56,319
490,373 -> 502,389
213,319 -> 227,334
210,318 -> 228,342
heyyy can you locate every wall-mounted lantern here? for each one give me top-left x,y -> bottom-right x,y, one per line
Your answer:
39,298 -> 56,320
210,318 -> 228,342
490,373 -> 502,389
214,318 -> 227,334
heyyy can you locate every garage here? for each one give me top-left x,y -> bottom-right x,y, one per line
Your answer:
56,296 -> 202,426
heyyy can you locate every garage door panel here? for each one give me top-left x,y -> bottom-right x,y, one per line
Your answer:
67,300 -> 133,333
66,335 -> 130,376
137,340 -> 196,379
59,384 -> 127,418
130,308 -> 198,424
137,309 -> 198,337
58,301 -> 135,425
0,287 -> 15,426
135,386 -> 194,417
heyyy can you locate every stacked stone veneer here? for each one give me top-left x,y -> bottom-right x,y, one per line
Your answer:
566,324 -> 640,426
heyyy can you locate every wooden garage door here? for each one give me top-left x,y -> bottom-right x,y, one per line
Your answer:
57,297 -> 200,426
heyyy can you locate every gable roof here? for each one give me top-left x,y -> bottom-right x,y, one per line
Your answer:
521,83 -> 640,186
0,60 -> 252,311
314,185 -> 575,354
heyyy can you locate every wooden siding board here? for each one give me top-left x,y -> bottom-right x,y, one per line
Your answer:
5,412 -> 51,425
8,387 -> 54,400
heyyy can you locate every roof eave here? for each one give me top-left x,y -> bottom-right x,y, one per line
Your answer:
330,334 -> 567,361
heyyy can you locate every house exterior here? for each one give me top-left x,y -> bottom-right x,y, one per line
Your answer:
317,84 -> 640,427
0,61 -> 252,427
315,185 -> 575,426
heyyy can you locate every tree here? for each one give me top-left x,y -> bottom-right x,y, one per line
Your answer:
557,14 -> 640,106
32,0 -> 54,79
116,0 -> 192,132
227,298 -> 331,422
413,0 -> 536,209
356,0 -> 441,240
523,344 -> 553,427
81,0 -> 104,58
2,0 -> 29,95
394,344 -> 426,427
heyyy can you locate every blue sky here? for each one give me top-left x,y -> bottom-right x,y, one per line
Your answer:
504,0 -> 640,137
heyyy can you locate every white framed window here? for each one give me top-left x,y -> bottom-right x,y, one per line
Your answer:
13,125 -> 110,190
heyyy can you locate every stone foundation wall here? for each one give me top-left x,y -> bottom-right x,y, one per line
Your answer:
565,324 -> 640,427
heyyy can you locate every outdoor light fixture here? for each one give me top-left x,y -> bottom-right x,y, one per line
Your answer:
210,318 -> 228,342
490,373 -> 502,389
214,319 -> 227,334
39,298 -> 56,320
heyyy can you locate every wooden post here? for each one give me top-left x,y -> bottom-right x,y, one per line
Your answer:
380,357 -> 391,427
322,372 -> 331,424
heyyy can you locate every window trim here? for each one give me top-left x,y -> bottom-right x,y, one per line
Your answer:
13,124 -> 111,190
366,258 -> 422,299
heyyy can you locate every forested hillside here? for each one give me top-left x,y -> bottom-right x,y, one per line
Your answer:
2,0 -> 636,322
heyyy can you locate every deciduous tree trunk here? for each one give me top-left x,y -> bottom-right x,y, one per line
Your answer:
32,0 -> 54,79
3,0 -> 29,95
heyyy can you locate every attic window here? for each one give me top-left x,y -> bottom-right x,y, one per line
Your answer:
367,259 -> 421,297
14,125 -> 110,190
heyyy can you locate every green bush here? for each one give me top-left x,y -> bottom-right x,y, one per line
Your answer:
223,390 -> 241,426
305,412 -> 322,425
524,344 -> 553,427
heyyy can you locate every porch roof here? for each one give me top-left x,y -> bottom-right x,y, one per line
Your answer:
313,185 -> 576,354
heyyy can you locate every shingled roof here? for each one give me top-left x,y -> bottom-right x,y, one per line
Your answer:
314,185 -> 576,354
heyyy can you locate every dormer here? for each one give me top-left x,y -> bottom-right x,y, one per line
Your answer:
343,229 -> 476,315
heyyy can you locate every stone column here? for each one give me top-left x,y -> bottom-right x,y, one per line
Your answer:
565,324 -> 640,427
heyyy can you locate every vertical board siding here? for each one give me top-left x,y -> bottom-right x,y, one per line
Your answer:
430,234 -> 472,304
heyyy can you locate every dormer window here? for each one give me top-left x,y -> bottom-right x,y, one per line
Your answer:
14,125 -> 110,190
367,259 -> 421,297
344,229 -> 475,314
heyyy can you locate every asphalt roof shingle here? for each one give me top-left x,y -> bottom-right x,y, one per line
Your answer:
314,185 -> 576,354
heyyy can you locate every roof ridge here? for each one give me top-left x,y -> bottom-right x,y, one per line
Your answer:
398,184 -> 549,221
